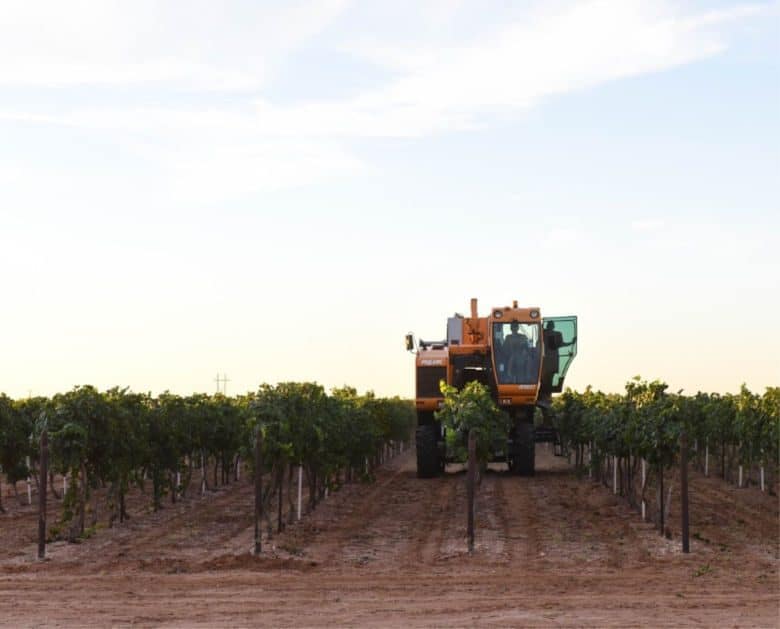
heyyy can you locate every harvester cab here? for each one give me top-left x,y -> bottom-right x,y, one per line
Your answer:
407,298 -> 577,478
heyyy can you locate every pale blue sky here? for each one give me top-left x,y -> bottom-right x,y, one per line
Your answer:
1,0 -> 778,398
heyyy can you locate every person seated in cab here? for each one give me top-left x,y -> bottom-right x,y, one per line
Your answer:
504,321 -> 528,352
504,322 -> 531,382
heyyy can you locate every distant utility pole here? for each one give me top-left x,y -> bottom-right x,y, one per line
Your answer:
214,373 -> 230,395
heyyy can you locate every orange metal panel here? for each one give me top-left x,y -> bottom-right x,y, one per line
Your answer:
415,348 -> 449,367
415,398 -> 444,411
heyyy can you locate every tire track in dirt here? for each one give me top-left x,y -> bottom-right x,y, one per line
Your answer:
531,469 -> 641,569
687,478 -> 778,536
455,471 -> 508,563
492,447 -> 648,569
413,472 -> 461,564
494,473 -> 541,562
46,480 -> 256,571
664,475 -> 779,566
273,452 -> 431,569
124,486 -> 252,554
491,470 -> 513,561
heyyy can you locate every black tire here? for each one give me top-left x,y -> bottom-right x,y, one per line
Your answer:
510,421 -> 535,476
416,424 -> 440,478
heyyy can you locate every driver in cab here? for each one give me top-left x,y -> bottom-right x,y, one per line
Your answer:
503,322 -> 531,382
504,321 -> 528,354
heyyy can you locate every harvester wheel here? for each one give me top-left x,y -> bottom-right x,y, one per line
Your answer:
416,424 -> 440,478
510,422 -> 535,476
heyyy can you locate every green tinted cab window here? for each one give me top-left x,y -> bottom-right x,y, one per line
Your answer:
541,316 -> 577,392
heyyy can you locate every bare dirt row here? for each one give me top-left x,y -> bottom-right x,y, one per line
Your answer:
0,446 -> 777,627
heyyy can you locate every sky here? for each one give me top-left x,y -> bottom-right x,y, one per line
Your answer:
1,0 -> 778,400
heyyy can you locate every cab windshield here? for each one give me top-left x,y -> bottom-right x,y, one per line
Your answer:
492,322 -> 541,385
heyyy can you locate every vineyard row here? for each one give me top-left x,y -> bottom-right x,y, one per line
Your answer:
0,383 -> 415,543
550,379 -> 779,536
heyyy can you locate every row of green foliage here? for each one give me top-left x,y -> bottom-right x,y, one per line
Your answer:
435,381 -> 510,465
0,384 -> 415,520
552,378 -> 780,472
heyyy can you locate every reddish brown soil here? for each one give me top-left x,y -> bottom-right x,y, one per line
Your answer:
0,447 -> 777,627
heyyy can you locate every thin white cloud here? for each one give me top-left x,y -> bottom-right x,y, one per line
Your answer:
0,164 -> 25,187
243,1 -> 770,141
632,219 -> 667,232
1,60 -> 261,91
163,140 -> 366,203
543,228 -> 581,249
340,1 -> 769,133
0,0 -> 349,88
0,0 -> 769,198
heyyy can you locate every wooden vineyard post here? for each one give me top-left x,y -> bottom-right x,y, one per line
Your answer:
25,456 -> 32,505
201,453 -> 206,495
297,465 -> 303,521
641,459 -> 647,521
680,432 -> 690,554
704,440 -> 709,477
588,444 -> 592,479
658,463 -> 664,535
78,462 -> 87,537
613,456 -> 618,495
38,429 -> 48,560
277,465 -> 283,533
254,427 -> 263,555
467,429 -> 476,553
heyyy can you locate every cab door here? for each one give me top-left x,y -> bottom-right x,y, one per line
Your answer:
540,316 -> 577,394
